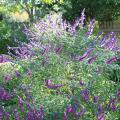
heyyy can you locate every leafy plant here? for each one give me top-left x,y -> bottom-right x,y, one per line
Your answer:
0,9 -> 120,120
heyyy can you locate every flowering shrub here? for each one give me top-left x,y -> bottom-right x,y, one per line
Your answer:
0,9 -> 120,120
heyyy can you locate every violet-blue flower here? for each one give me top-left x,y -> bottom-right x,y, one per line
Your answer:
39,105 -> 44,119
15,71 -> 21,77
97,104 -> 105,120
79,8 -> 85,27
5,74 -> 11,81
18,97 -> 23,109
66,105 -> 72,113
108,99 -> 117,111
25,101 -> 31,110
97,112 -> 105,120
81,89 -> 89,102
79,48 -> 93,62
45,80 -> 64,89
98,104 -> 104,113
117,91 -> 120,98
106,57 -> 118,64
63,112 -> 68,120
27,69 -> 32,76
14,109 -> 20,120
88,54 -> 98,64
79,80 -> 85,86
86,19 -> 95,37
92,95 -> 99,103
76,106 -> 85,119
0,87 -> 12,100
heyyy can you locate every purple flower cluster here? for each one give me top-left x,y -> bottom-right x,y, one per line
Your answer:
0,54 -> 11,63
4,74 -> 11,81
108,98 -> 117,111
79,48 -> 93,62
63,98 -> 85,120
54,44 -> 63,54
13,108 -> 20,120
99,32 -> 120,52
117,91 -> 120,96
25,105 -> 44,120
1,6 -> 120,120
76,106 -> 85,119
97,104 -> 105,120
0,89 -> 119,120
0,87 -> 12,100
86,19 -> 95,37
88,54 -> 98,64
74,9 -> 85,28
79,80 -> 85,86
92,95 -> 99,103
97,112 -> 105,120
15,70 -> 21,77
0,106 -> 10,120
45,79 -> 64,89
27,69 -> 32,77
81,89 -> 89,102
106,56 -> 119,64
18,97 -> 23,109
8,46 -> 34,59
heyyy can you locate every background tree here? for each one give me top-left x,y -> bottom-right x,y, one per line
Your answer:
61,0 -> 120,22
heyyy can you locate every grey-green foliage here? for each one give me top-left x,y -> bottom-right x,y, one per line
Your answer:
1,12 -> 120,119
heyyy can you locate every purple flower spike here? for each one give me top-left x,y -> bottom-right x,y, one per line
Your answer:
33,106 -> 39,119
14,109 -> 20,120
18,97 -> 23,108
5,111 -> 10,120
0,55 -> 4,63
97,104 -> 105,120
80,106 -> 85,117
27,69 -> 32,77
63,112 -> 68,120
45,80 -> 64,89
108,99 -> 117,111
0,54 -> 10,63
106,57 -> 118,64
66,105 -> 72,113
0,87 -> 12,100
116,91 -> 120,101
26,111 -> 33,120
98,104 -> 104,113
47,84 -> 64,89
76,106 -> 85,119
5,74 -> 11,81
25,101 -> 31,110
0,111 -> 3,120
88,55 -> 98,64
79,48 -> 93,62
93,95 -> 99,103
54,112 -> 58,120
45,79 -> 52,86
39,105 -> 44,119
86,19 -> 95,37
81,89 -> 89,102
79,8 -> 85,27
0,108 -> 3,119
54,45 -> 63,54
97,113 -> 105,120
117,91 -> 120,97
79,80 -> 85,86
15,71 -> 21,77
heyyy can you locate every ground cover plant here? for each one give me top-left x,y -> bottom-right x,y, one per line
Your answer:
0,9 -> 120,120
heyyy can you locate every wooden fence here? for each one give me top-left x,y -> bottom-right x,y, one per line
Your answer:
99,21 -> 120,33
